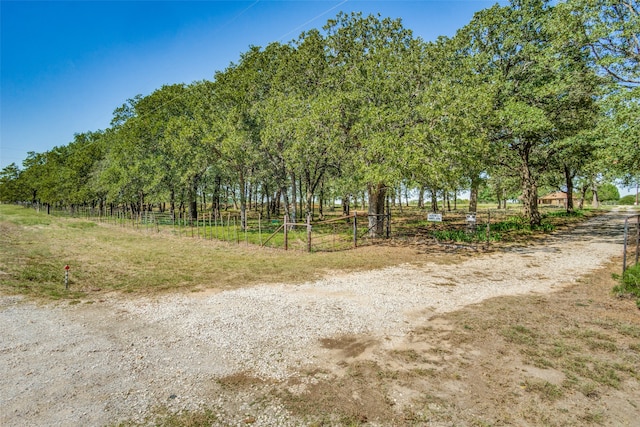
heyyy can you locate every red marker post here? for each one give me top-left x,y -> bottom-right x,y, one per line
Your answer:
64,265 -> 70,290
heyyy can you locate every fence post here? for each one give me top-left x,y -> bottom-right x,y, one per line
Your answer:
353,212 -> 358,248
284,214 -> 288,251
623,217 -> 629,275
258,212 -> 262,246
385,211 -> 391,238
486,210 -> 491,249
307,213 -> 312,252
214,212 -> 218,240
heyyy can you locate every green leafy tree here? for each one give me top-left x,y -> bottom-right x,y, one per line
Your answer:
324,13 -> 418,236
459,0 -> 599,226
598,182 -> 620,201
0,163 -> 26,202
564,0 -> 640,187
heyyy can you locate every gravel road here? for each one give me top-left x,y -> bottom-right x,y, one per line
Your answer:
0,209 -> 633,426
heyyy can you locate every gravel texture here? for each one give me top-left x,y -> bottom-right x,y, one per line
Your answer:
0,209 -> 632,426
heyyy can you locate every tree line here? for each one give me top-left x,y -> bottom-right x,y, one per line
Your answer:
1,0 -> 638,234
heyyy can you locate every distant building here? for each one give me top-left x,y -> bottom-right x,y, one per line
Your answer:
538,191 -> 576,208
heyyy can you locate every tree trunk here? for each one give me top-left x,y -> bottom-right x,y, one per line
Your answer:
367,182 -> 387,237
188,180 -> 198,223
342,194 -> 350,216
289,172 -> 297,224
238,172 -> 247,230
275,189 -> 282,216
170,189 -> 175,220
521,162 -> 541,226
417,185 -> 425,209
212,176 -> 221,214
430,189 -> 438,212
579,184 -> 588,209
299,176 -> 304,222
469,176 -> 481,213
318,181 -> 324,220
305,184 -> 314,220
564,165 -> 574,213
592,182 -> 599,208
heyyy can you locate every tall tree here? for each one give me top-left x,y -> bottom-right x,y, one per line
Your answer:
324,13 -> 416,236
459,0 -> 599,225
564,0 -> 640,187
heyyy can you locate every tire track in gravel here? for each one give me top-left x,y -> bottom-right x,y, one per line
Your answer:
0,209 -> 633,426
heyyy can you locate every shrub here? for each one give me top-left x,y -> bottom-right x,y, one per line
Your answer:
618,195 -> 637,205
613,263 -> 640,308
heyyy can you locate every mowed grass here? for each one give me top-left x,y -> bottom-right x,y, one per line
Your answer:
0,204 -> 418,300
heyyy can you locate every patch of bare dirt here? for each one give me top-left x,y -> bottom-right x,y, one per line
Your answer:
277,262 -> 640,426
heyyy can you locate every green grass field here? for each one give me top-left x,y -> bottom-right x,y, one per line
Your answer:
0,204 -> 418,300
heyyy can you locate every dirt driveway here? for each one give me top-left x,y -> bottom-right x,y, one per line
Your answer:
1,209 -> 638,426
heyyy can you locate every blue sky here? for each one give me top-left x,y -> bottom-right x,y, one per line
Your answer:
1,0 -> 508,171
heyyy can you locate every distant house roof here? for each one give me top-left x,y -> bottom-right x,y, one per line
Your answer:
539,191 -> 570,201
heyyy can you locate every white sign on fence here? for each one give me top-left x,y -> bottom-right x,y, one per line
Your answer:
427,213 -> 443,222
466,213 -> 477,223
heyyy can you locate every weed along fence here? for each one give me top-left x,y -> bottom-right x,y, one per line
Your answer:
394,209 -> 499,250
623,214 -> 640,274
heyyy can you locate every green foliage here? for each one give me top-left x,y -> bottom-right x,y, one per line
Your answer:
619,195 -> 638,205
1,2 -> 634,229
457,0 -> 600,226
594,182 -> 620,201
0,163 -> 26,202
613,263 -> 640,308
429,228 -> 499,243
544,209 -> 585,218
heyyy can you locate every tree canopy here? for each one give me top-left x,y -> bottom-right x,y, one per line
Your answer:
2,1 -> 636,226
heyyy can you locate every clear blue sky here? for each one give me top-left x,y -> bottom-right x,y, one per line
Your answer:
1,0 -> 508,170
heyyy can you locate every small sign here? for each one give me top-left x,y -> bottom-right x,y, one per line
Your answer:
427,213 -> 442,222
466,213 -> 477,223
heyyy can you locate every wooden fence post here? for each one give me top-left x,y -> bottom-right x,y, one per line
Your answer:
486,210 -> 491,249
353,212 -> 358,248
284,214 -> 288,251
307,213 -> 312,252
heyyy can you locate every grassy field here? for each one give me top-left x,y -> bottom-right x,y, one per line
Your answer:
0,204 -> 420,300
0,203 -> 627,300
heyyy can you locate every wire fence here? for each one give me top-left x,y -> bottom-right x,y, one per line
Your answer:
36,204 -> 391,252
23,202 -> 586,253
